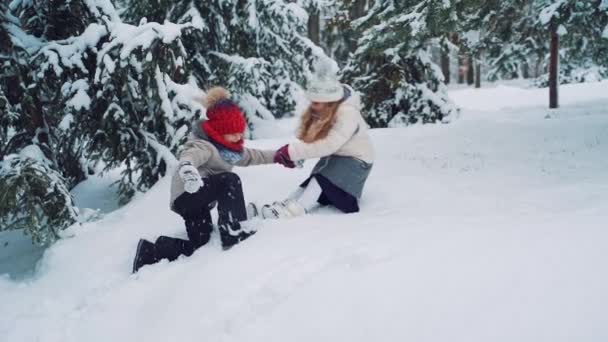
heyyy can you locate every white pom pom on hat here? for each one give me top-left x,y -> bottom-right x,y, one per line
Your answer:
305,57 -> 344,103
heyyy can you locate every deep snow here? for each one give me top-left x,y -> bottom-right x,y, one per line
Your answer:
1,81 -> 607,342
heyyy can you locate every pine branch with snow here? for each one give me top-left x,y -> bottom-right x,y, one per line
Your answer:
343,0 -> 457,128
2,0 -> 203,241
534,0 -> 608,85
465,0 -> 608,83
88,20 -> 198,204
126,0 -> 327,136
0,146 -> 77,245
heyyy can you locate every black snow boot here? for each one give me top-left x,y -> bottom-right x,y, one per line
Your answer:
220,221 -> 257,250
132,239 -> 158,273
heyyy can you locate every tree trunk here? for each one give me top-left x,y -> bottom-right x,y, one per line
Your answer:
31,99 -> 50,146
475,52 -> 481,88
467,55 -> 474,85
307,10 -> 320,45
451,33 -> 465,84
522,62 -> 530,79
441,49 -> 450,84
549,30 -> 559,109
351,0 -> 366,18
347,0 -> 366,54
458,56 -> 465,84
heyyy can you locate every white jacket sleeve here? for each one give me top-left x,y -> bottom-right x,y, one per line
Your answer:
288,107 -> 359,161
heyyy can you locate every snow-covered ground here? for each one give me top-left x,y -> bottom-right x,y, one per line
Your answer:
0,168 -> 122,278
0,230 -> 45,280
2,81 -> 607,341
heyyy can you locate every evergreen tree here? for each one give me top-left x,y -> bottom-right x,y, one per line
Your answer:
13,0 -> 118,186
121,0 -> 175,25
1,1 -> 21,152
324,0 -> 368,66
123,0 -> 325,134
0,1 -> 78,245
534,0 -> 608,86
467,0 -> 546,81
463,0 -> 608,84
91,20 -> 199,203
342,0 -> 457,128
25,0 -> 202,204
0,146 -> 78,245
0,0 -> 40,160
2,0 -> 202,241
297,0 -> 322,46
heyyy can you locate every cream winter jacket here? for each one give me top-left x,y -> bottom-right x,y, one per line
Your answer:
288,88 -> 374,164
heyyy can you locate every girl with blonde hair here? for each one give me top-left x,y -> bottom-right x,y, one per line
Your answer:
250,68 -> 374,219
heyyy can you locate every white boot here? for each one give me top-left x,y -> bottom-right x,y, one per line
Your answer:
261,199 -> 306,219
246,202 -> 260,220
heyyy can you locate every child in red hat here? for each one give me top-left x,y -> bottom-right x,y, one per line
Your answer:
133,87 -> 278,272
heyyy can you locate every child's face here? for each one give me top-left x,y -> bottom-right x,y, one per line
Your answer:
223,133 -> 243,143
310,101 -> 327,113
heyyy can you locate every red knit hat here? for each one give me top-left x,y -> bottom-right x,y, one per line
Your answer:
201,87 -> 247,152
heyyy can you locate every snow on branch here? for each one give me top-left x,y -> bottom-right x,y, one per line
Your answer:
35,23 -> 108,77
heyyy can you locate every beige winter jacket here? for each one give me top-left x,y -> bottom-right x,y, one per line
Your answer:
288,88 -> 374,164
169,123 -> 275,210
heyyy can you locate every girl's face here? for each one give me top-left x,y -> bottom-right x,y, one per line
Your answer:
310,101 -> 328,113
223,132 -> 243,143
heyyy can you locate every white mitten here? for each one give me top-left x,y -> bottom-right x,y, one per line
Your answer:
178,161 -> 204,194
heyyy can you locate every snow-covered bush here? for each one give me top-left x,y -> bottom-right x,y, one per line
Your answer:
0,146 -> 77,245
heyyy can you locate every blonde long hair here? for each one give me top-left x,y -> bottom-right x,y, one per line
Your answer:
297,100 -> 344,143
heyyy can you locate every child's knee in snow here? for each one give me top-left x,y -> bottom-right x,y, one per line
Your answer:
220,171 -> 241,184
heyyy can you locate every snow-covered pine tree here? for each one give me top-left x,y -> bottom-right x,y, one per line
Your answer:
25,0 -> 203,204
342,0 -> 457,128
120,0 -> 175,25
466,0 -> 546,81
464,0 -> 607,84
91,20 -> 200,203
0,146 -> 78,245
1,1 -> 21,150
3,0 -> 203,241
0,1 -> 78,245
297,0 -> 323,45
123,0 -> 325,135
323,0 -> 368,66
530,0 -> 608,107
12,0 -> 119,186
0,0 -> 45,161
534,0 -> 608,86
